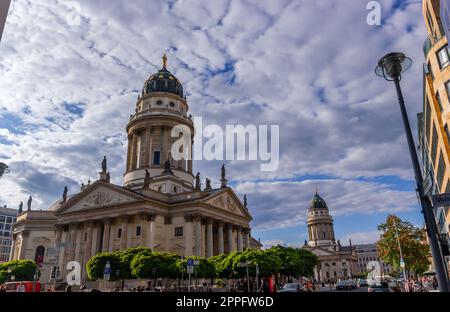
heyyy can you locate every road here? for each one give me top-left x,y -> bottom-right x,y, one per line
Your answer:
318,286 -> 368,292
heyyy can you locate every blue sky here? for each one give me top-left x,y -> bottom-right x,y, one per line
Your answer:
0,0 -> 429,247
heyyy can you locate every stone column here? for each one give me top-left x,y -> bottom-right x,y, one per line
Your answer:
131,133 -> 138,169
184,215 -> 193,256
194,215 -> 202,256
127,217 -> 133,249
206,218 -> 214,258
83,222 -> 93,278
9,233 -> 17,261
243,228 -> 250,250
237,226 -> 243,251
140,214 -> 148,247
91,222 -> 100,256
227,224 -> 234,252
74,224 -> 83,264
102,219 -> 111,253
120,216 -> 129,250
147,214 -> 156,250
18,230 -> 29,259
126,134 -> 133,171
217,222 -> 224,254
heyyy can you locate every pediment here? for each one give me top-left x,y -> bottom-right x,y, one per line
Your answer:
33,236 -> 52,244
58,183 -> 141,213
308,247 -> 336,257
203,189 -> 249,218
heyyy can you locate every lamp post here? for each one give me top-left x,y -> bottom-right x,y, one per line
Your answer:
7,268 -> 11,282
375,52 -> 450,292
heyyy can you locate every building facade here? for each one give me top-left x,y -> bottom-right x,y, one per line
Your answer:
0,206 -> 16,262
11,55 -> 261,282
354,243 -> 393,276
303,191 -> 358,281
418,0 -> 450,270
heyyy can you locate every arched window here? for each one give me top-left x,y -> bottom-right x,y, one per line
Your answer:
35,245 -> 45,267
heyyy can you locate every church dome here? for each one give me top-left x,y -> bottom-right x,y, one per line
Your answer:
310,190 -> 328,209
142,54 -> 184,98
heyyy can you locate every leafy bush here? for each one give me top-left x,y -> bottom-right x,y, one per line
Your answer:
131,252 -> 179,278
86,252 -> 122,281
0,260 -> 38,284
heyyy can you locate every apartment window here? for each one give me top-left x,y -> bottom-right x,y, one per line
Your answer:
174,227 -> 183,237
437,46 -> 450,69
0,216 -> 4,222
431,124 -> 438,164
436,91 -> 444,112
4,224 -> 11,231
153,151 -> 161,165
117,228 -> 122,238
136,226 -> 141,236
6,217 -> 12,223
437,151 -> 446,189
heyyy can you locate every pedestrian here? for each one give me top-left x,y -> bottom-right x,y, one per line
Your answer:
259,277 -> 270,293
65,284 -> 72,292
16,282 -> 26,292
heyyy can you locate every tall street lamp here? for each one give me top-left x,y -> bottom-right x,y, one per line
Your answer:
375,52 -> 450,292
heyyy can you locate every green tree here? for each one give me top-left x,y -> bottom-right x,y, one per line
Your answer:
377,215 -> 430,275
229,249 -> 281,278
86,252 -> 122,281
0,260 -> 38,284
116,247 -> 152,279
297,248 -> 319,277
130,252 -> 179,279
174,256 -> 215,279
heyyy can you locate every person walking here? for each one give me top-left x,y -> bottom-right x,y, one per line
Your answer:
258,277 -> 270,293
16,282 -> 26,292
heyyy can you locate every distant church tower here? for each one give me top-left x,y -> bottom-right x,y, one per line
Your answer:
123,54 -> 194,192
307,190 -> 336,247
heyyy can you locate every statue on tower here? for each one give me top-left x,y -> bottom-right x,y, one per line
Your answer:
143,169 -> 151,188
162,53 -> 167,69
220,164 -> 228,188
62,186 -> 68,202
243,194 -> 247,209
18,201 -> 23,213
27,196 -> 32,211
106,172 -> 111,183
101,156 -> 107,173
195,172 -> 201,190
163,159 -> 174,175
205,177 -> 212,191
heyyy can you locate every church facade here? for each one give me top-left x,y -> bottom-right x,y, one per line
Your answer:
303,191 -> 358,281
10,55 -> 261,282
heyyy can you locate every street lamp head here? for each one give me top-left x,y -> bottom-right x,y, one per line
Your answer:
375,52 -> 412,81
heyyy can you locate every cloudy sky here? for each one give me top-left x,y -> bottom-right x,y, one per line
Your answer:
0,0 -> 428,248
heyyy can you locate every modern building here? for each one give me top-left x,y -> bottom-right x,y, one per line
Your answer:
0,206 -> 17,262
418,0 -> 450,270
354,243 -> 393,276
11,55 -> 261,282
303,191 -> 358,281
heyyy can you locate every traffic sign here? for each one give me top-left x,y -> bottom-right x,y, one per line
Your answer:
432,193 -> 450,207
400,260 -> 405,268
187,259 -> 194,266
187,266 -> 194,274
193,260 -> 199,266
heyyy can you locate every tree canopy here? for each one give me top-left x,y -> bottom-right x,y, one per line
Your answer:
0,260 -> 38,284
377,215 -> 430,275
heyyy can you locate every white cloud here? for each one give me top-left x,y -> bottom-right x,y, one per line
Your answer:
0,0 -> 425,243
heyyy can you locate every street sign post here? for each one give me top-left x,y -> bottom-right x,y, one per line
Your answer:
103,261 -> 111,281
431,192 -> 450,207
187,259 -> 194,292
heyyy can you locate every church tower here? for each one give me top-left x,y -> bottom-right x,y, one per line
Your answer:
307,190 -> 336,247
123,54 -> 194,193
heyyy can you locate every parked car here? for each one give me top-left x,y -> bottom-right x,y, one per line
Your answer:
368,282 -> 389,292
335,281 -> 351,291
358,279 -> 369,287
347,280 -> 357,289
279,283 -> 304,292
1,281 -> 41,292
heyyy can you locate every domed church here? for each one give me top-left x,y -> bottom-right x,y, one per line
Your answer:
303,190 -> 358,281
10,55 -> 261,282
